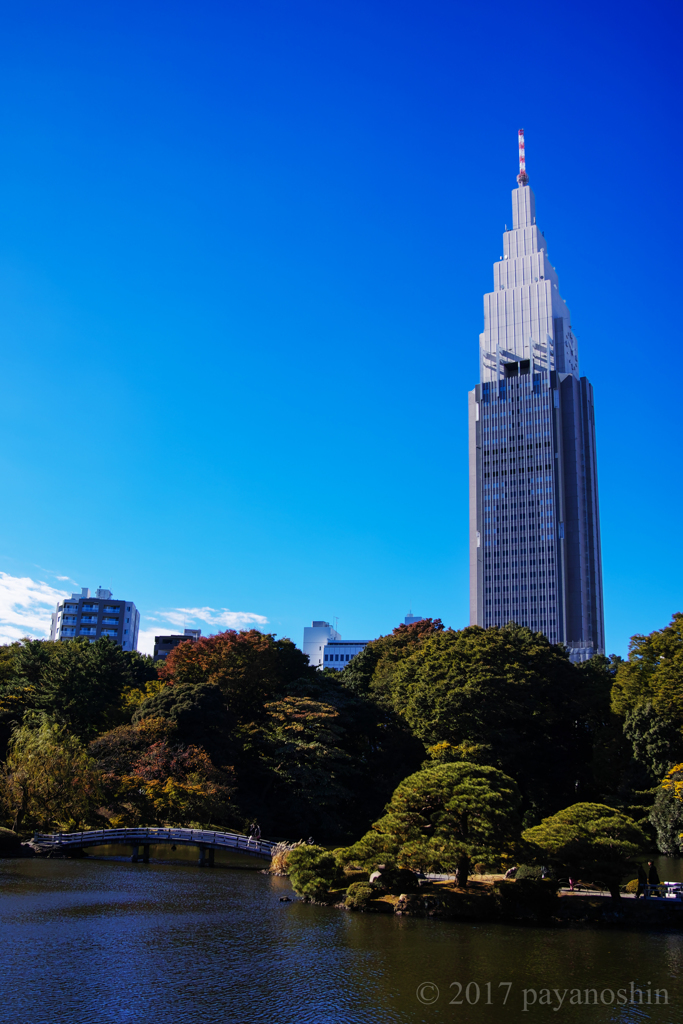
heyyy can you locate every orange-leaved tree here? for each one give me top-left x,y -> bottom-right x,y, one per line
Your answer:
159,629 -> 314,723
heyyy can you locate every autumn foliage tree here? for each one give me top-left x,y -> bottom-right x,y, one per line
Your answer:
88,718 -> 239,830
158,629 -> 313,722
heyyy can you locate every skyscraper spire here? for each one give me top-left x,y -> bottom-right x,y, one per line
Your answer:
517,128 -> 529,186
468,136 -> 604,663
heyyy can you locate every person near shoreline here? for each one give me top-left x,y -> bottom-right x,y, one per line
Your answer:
636,864 -> 647,898
647,860 -> 660,895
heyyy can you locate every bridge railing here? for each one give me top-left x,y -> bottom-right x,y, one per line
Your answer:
33,827 -> 276,857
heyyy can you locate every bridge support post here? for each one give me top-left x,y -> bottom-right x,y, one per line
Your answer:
131,845 -> 140,863
198,845 -> 207,867
142,844 -> 150,864
208,848 -> 215,868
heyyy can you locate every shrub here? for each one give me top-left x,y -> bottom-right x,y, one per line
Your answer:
286,844 -> 341,901
624,878 -> 639,893
494,878 -> 559,917
378,866 -> 421,893
0,827 -> 22,857
345,882 -> 377,910
269,839 -> 304,874
516,864 -> 549,881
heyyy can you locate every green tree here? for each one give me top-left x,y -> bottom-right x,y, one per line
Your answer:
285,844 -> 342,901
0,641 -> 47,759
611,613 -> 683,722
0,638 -> 159,743
0,716 -> 102,832
370,623 -> 608,818
340,762 -> 522,887
33,638 -> 136,737
253,675 -> 424,840
649,768 -> 683,856
602,616 -> 683,834
522,802 -> 648,900
623,703 -> 683,781
132,681 -> 234,763
341,618 -> 444,698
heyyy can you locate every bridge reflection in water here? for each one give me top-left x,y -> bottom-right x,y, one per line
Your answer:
33,827 -> 276,867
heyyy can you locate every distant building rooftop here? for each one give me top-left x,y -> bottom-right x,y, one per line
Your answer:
153,629 -> 202,662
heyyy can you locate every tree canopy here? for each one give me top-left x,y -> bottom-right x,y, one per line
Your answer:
1,611 -> 682,862
159,629 -> 313,722
611,613 -> 683,722
0,637 -> 157,745
341,618 -> 444,698
356,623 -> 611,819
1,716 -> 102,832
130,647 -> 422,839
340,762 -> 522,887
522,802 -> 648,899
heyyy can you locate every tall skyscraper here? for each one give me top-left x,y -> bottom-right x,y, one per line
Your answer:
468,132 -> 604,663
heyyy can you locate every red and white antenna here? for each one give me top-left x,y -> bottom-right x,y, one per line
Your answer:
517,129 -> 529,186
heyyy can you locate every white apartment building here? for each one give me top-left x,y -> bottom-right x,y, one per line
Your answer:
50,587 -> 140,652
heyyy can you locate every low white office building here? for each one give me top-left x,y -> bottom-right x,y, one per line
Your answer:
323,640 -> 368,669
303,620 -> 341,667
50,587 -> 140,651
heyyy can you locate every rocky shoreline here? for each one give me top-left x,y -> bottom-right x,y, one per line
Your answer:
5,832 -> 681,931
325,881 -> 683,931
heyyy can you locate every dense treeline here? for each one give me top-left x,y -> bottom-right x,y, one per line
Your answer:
1,614 -> 683,859
0,630 -> 421,838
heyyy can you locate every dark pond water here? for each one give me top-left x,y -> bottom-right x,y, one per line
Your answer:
1,855 -> 682,1024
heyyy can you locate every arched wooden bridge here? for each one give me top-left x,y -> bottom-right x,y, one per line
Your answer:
33,827 -> 276,866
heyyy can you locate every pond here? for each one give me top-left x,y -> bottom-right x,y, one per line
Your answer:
0,856 -> 681,1023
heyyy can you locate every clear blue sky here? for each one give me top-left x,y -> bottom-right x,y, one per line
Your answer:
0,0 -> 680,655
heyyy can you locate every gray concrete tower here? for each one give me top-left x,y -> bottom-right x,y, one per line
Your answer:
468,132 -> 604,662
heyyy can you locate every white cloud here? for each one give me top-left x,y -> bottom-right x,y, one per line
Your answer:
137,626 -> 164,657
33,564 -> 78,585
161,607 -> 269,630
0,572 -> 69,645
137,608 -> 270,656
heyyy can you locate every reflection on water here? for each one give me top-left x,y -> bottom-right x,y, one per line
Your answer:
0,858 -> 682,1023
83,843 -> 265,869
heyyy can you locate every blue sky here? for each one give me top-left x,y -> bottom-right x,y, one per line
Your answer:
0,0 -> 679,656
